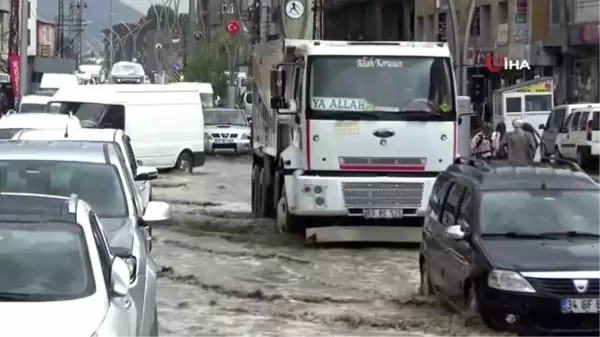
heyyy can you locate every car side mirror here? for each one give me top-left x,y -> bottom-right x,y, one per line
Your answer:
135,166 -> 158,181
142,201 -> 171,224
110,257 -> 130,297
538,124 -> 545,130
270,68 -> 285,97
444,224 -> 465,241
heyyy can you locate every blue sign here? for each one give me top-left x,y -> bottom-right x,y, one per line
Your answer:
172,63 -> 181,72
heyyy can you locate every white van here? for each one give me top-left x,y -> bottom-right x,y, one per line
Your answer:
171,82 -> 214,108
48,84 -> 205,172
19,94 -> 51,113
40,73 -> 79,89
0,112 -> 81,139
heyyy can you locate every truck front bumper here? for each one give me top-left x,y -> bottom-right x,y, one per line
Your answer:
285,173 -> 436,217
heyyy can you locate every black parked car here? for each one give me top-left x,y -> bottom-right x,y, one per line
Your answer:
419,157 -> 599,335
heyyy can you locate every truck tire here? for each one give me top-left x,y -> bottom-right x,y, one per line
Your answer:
257,167 -> 274,218
251,165 -> 261,214
276,182 -> 305,234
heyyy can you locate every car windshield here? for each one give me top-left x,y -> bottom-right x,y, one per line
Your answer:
201,93 -> 214,108
308,56 -> 456,121
0,221 -> 94,301
204,110 -> 247,126
480,190 -> 600,236
19,103 -> 46,113
0,161 -> 128,218
0,128 -> 26,139
593,111 -> 599,130
111,62 -> 144,76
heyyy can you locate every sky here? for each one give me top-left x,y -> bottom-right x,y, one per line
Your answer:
124,0 -> 189,14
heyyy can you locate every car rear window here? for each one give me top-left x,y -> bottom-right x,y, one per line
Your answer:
0,128 -> 25,139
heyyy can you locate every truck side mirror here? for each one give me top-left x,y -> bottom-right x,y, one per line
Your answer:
270,68 -> 286,98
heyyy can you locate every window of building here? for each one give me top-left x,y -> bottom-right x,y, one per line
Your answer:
27,1 -> 31,18
550,0 -> 561,24
506,97 -> 522,113
27,29 -> 30,46
470,6 -> 480,36
498,1 -> 509,24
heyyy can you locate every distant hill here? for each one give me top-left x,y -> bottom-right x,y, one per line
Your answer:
38,0 -> 144,47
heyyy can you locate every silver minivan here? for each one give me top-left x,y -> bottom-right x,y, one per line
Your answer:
539,103 -> 600,156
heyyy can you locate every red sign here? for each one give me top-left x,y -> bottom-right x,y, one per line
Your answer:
485,55 -> 504,73
580,23 -> 600,44
8,53 -> 19,99
225,20 -> 239,36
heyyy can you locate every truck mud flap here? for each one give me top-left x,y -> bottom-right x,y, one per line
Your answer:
305,226 -> 422,243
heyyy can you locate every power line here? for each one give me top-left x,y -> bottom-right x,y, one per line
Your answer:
56,0 -> 87,64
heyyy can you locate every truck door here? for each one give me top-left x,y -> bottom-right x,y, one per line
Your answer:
504,93 -> 524,130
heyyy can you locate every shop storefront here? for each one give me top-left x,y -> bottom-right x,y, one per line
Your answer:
569,23 -> 599,102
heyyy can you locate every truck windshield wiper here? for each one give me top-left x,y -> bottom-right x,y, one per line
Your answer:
482,232 -> 559,240
539,231 -> 600,238
0,292 -> 38,301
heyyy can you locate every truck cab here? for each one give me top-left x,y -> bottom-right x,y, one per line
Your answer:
251,39 -> 462,243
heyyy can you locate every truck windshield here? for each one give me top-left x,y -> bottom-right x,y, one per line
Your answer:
308,56 -> 456,121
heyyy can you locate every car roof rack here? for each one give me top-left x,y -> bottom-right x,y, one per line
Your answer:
68,193 -> 78,213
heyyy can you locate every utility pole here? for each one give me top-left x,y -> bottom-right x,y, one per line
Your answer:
447,0 -> 477,96
109,0 -> 114,69
187,0 -> 197,65
19,0 -> 28,99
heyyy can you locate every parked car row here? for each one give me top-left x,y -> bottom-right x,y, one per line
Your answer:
419,156 -> 599,335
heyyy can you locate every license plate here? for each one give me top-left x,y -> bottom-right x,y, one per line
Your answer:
362,209 -> 403,219
561,298 -> 600,313
215,139 -> 233,143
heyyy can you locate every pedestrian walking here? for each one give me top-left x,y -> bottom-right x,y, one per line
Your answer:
470,122 -> 494,158
499,119 -> 537,161
491,122 -> 507,158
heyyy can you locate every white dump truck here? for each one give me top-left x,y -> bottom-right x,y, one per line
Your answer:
251,39 -> 468,243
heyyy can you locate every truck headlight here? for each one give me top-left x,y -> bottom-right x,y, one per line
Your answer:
488,270 -> 535,293
241,133 -> 250,140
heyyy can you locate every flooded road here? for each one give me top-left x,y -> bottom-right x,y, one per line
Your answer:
151,156 -> 509,336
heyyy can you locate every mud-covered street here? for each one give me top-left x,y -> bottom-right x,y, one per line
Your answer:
151,157 -> 510,336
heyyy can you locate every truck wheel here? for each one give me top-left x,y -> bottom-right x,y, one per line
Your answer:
251,165 -> 261,214
276,183 -> 305,234
257,167 -> 274,218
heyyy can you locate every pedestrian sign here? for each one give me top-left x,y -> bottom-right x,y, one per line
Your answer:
285,0 -> 304,19
172,63 -> 181,73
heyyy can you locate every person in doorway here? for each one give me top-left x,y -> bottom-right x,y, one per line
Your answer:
470,122 -> 494,158
491,122 -> 507,158
499,119 -> 537,161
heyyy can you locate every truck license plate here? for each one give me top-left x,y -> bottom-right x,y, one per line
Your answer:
362,209 -> 403,219
561,298 -> 599,313
215,139 -> 233,143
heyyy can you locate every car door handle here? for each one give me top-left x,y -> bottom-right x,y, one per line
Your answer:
140,185 -> 146,191
124,298 -> 132,309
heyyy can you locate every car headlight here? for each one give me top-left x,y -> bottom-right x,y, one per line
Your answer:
123,256 -> 137,283
487,270 -> 535,293
241,133 -> 250,140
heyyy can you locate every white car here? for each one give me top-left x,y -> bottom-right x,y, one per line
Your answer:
14,128 -> 154,208
0,112 -> 81,139
204,108 -> 251,154
0,192 -> 136,335
555,107 -> 600,168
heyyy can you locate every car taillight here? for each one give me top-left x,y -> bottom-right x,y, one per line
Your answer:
587,120 -> 593,141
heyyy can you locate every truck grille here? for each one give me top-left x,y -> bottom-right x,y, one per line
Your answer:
527,278 -> 600,296
341,182 -> 424,208
339,157 -> 426,165
211,133 -> 238,138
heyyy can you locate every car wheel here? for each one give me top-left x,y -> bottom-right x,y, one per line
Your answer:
466,285 -> 501,331
175,152 -> 193,173
150,307 -> 159,336
419,258 -> 433,295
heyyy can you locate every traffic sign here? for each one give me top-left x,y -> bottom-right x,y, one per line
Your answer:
172,63 -> 180,72
285,0 -> 304,19
225,20 -> 240,36
193,31 -> 204,41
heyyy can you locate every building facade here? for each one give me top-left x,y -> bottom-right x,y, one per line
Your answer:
414,0 -> 553,103
36,17 -> 55,57
546,0 -> 599,103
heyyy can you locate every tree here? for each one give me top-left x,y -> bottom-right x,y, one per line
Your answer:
184,37 -> 234,97
144,5 -> 177,31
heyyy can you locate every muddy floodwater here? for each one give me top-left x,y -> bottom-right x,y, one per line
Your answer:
151,156 -> 511,336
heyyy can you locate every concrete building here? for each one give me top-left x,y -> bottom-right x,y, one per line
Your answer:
546,0 -> 599,103
36,17 -> 55,57
414,0 -> 553,102
26,0 -> 37,56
